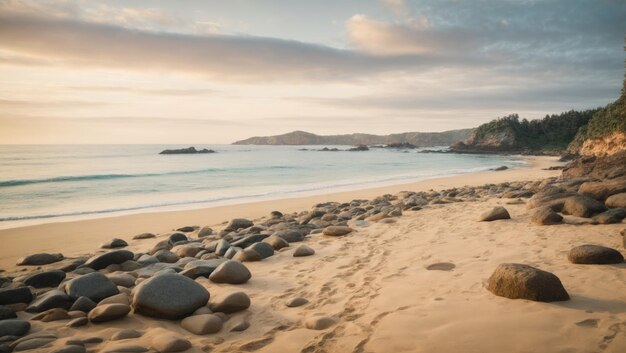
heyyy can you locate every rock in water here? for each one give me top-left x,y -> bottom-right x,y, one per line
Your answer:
323,226 -> 353,236
88,304 -> 131,323
479,207 -> 511,221
84,250 -> 134,270
568,244 -> 624,264
132,273 -> 209,320
293,245 -> 315,257
208,260 -> 251,284
487,263 -> 569,302
180,314 -> 223,334
531,206 -> 563,225
66,272 -> 119,302
209,292 -> 250,313
16,253 -> 63,266
562,195 -> 607,217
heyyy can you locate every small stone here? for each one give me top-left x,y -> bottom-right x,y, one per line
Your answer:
263,235 -> 289,250
180,314 -> 223,335
150,332 -> 191,353
323,226 -> 353,236
101,238 -> 128,249
176,226 -> 196,232
17,253 -> 63,266
107,273 -> 136,288
230,320 -> 250,332
293,245 -> 315,257
132,233 -> 156,240
209,292 -> 250,314
13,337 -> 55,351
568,244 -> 624,264
233,249 -> 262,262
88,304 -> 131,323
99,293 -> 130,306
227,218 -> 253,231
209,260 -> 251,284
305,315 -> 336,330
273,229 -> 304,243
479,206 -> 511,221
66,317 -> 88,328
487,263 -> 569,302
70,296 -> 97,313
66,272 -> 119,302
111,329 -> 143,341
23,270 -> 66,288
286,297 -> 308,307
84,250 -> 134,270
30,308 -> 70,322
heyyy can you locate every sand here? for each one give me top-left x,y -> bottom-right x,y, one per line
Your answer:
4,155 -> 626,352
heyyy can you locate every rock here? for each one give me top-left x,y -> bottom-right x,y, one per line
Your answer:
231,234 -> 270,249
0,320 -> 30,337
487,263 -> 569,302
494,165 -> 508,171
0,305 -> 17,320
88,303 -> 131,323
108,273 -> 136,288
323,226 -> 353,236
293,245 -> 315,257
531,206 -> 563,225
233,249 -> 262,262
579,178 -> 626,201
172,244 -> 204,258
51,345 -> 86,353
176,226 -> 196,232
246,242 -> 274,259
99,293 -> 130,306
26,290 -> 72,313
132,233 -> 156,240
168,233 -> 188,244
271,211 -> 283,219
208,260 -> 251,284
0,287 -> 33,305
70,296 -> 97,313
111,329 -> 143,341
274,229 -> 304,243
606,193 -> 626,208
84,250 -> 134,270
66,272 -> 119,302
568,244 -> 624,264
12,337 -> 55,351
592,208 -> 626,224
180,259 -> 227,279
66,317 -> 88,328
479,206 -> 511,221
263,235 -> 290,250
227,218 -> 253,231
150,332 -> 191,353
16,253 -> 63,266
230,320 -> 250,332
198,226 -> 213,238
180,314 -> 223,335
154,250 -> 179,263
132,273 -> 209,320
527,191 -> 577,211
101,238 -> 128,249
562,195 -> 607,218
23,270 -> 66,288
160,147 -> 215,155
305,315 -> 336,330
285,297 -> 309,307
209,292 -> 250,314
30,308 -> 70,322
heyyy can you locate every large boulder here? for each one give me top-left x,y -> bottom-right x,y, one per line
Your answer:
606,193 -> 626,208
66,272 -> 119,302
208,292 -> 250,314
0,287 -> 33,305
562,195 -> 607,217
579,177 -> 626,201
245,242 -> 274,259
132,273 -> 209,320
323,226 -> 353,236
23,270 -> 66,288
208,260 -> 251,284
568,245 -> 624,264
487,263 -> 569,302
84,250 -> 134,270
526,188 -> 577,211
16,253 -> 63,266
531,207 -> 563,225
479,206 -> 511,222
592,208 -> 626,224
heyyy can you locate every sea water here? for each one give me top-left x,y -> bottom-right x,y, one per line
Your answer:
0,145 -> 526,229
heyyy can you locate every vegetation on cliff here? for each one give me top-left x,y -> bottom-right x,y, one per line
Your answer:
568,91 -> 626,151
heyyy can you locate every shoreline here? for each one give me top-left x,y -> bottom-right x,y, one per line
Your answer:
0,155 -> 562,269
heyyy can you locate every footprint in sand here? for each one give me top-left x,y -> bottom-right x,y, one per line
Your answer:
426,262 -> 456,271
576,319 -> 599,328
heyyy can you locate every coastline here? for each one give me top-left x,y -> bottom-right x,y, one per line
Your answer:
0,155 -> 562,269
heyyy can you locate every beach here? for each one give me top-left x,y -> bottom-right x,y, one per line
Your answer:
2,154 -> 625,353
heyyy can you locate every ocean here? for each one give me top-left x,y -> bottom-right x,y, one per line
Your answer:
0,145 -> 526,229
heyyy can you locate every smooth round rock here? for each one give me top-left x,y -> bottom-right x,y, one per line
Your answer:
111,329 -> 143,341
305,316 -> 336,330
66,272 -> 119,302
531,206 -> 563,225
88,304 -> 131,323
70,296 -> 97,313
293,245 -> 315,257
263,235 -> 289,250
132,273 -> 209,320
286,297 -> 309,307
0,305 -> 17,320
246,242 -> 274,259
66,317 -> 88,328
568,244 -> 624,264
227,218 -> 253,230
150,333 -> 191,353
0,287 -> 33,305
487,263 -> 569,302
209,292 -> 250,314
233,249 -> 262,262
23,270 -> 66,288
84,250 -> 134,270
180,314 -> 223,335
17,253 -> 63,266
479,206 -> 511,221
101,238 -> 128,249
0,320 -> 30,337
323,226 -> 353,236
208,260 -> 251,284
273,230 -> 304,243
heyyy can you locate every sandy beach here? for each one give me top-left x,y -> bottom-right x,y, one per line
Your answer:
2,154 -> 626,353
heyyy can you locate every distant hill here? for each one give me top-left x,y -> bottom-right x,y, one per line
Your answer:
232,129 -> 472,146
450,109 -> 600,154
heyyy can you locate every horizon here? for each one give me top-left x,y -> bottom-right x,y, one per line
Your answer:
0,0 -> 624,144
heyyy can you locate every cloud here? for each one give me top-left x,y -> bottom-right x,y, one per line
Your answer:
381,0 -> 412,18
65,86 -> 219,96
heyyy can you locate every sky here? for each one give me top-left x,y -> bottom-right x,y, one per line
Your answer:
0,0 -> 624,144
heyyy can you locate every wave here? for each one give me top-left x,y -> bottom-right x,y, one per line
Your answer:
0,165 -> 296,188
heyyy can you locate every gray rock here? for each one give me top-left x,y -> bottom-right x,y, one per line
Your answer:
198,227 -> 213,237
215,239 -> 231,256
180,259 -> 227,279
23,270 -> 66,288
132,273 -> 209,320
0,287 -> 33,305
592,208 -> 626,224
209,260 -> 251,284
88,303 -> 131,323
51,345 -> 86,353
26,290 -> 72,313
172,244 -> 204,258
209,292 -> 250,314
487,263 -> 569,302
274,229 -> 304,242
150,333 -> 191,353
70,296 -> 97,313
479,207 -> 511,221
293,245 -> 315,257
16,253 -> 63,266
101,238 -> 128,249
30,307 -> 70,322
107,273 -> 136,288
229,320 -> 250,332
531,206 -> 563,225
180,314 -> 223,334
0,305 -> 17,320
245,242 -> 274,259
176,226 -> 196,233
305,316 -> 336,330
323,226 -> 353,236
84,250 -> 134,270
568,244 -> 624,264
66,272 -> 119,302
154,250 -> 180,263
0,320 -> 30,337
263,235 -> 290,250
12,337 -> 55,351
111,329 -> 143,341
562,195 -> 607,218
227,218 -> 253,231
285,297 -> 309,307
99,293 -> 130,306
231,234 -> 270,248
167,233 -> 188,244
132,233 -> 156,240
